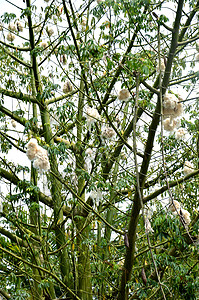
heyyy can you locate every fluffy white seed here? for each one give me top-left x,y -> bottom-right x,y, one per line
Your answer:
101,127 -> 115,139
169,200 -> 181,213
7,32 -> 15,42
145,218 -> 154,234
63,81 -> 73,93
40,41 -> 48,49
11,119 -> 17,128
16,21 -> 23,32
86,107 -> 101,127
183,161 -> 194,175
118,89 -> 130,101
46,27 -> 54,37
8,22 -> 16,32
175,128 -> 186,140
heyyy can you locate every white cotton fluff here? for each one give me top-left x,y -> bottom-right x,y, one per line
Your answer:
8,22 -> 16,32
163,93 -> 183,119
16,21 -> 23,32
85,148 -> 93,156
145,218 -> 154,234
11,119 -> 17,128
86,107 -> 101,127
180,208 -> 191,225
175,128 -> 186,140
33,146 -> 50,173
156,58 -> 165,73
118,89 -> 130,101
7,32 -> 15,42
169,200 -> 181,213
63,81 -> 72,93
163,118 -> 179,132
101,127 -> 115,139
26,138 -> 38,161
26,139 -> 50,172
183,161 -> 194,175
40,41 -> 48,49
46,27 -> 54,37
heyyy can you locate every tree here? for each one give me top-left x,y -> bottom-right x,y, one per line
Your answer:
0,0 -> 199,299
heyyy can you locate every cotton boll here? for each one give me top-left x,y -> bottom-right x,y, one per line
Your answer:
118,89 -> 130,101
46,27 -> 54,37
174,102 -> 183,118
26,148 -> 37,161
27,138 -> 38,149
33,146 -> 50,172
26,138 -> 38,161
40,41 -> 48,49
180,208 -> 191,225
7,33 -> 15,42
169,200 -> 181,213
63,81 -> 73,93
16,21 -> 23,32
156,58 -> 165,73
101,127 -> 115,139
85,148 -> 93,156
183,161 -> 194,175
8,22 -> 16,32
11,119 -> 17,128
163,118 -> 178,132
145,218 -> 154,234
86,107 -> 101,128
175,128 -> 186,140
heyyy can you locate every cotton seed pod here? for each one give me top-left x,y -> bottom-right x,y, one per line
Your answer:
86,107 -> 101,126
8,22 -> 16,32
46,27 -> 54,37
63,81 -> 73,93
169,200 -> 181,213
175,128 -> 186,140
183,161 -> 194,175
40,41 -> 48,49
16,21 -> 23,32
26,138 -> 38,161
163,118 -> 178,132
85,148 -> 93,156
0,24 -> 3,31
101,127 -> 115,139
118,89 -> 130,101
11,119 -> 17,128
7,32 -> 15,42
180,208 -> 191,225
44,0 -> 50,2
